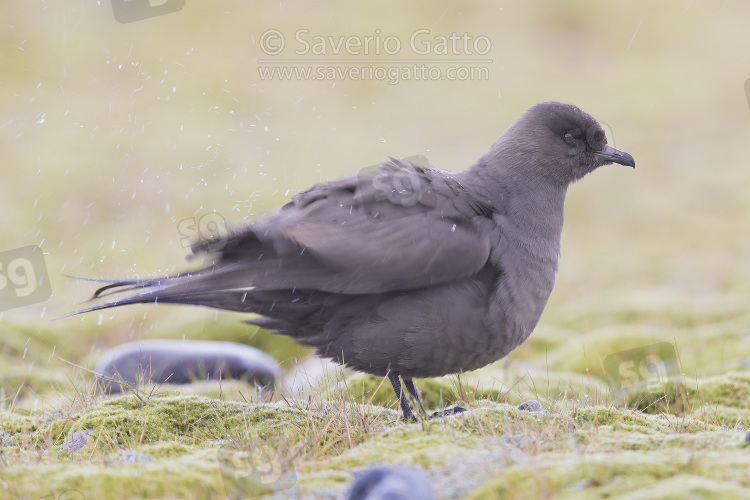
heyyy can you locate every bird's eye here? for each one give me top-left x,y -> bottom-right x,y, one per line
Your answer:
563,128 -> 586,156
563,128 -> 582,147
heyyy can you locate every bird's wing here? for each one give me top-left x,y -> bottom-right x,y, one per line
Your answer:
213,158 -> 493,294
66,159 -> 494,316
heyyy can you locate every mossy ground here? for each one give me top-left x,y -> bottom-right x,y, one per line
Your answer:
3,295 -> 750,500
3,1 -> 750,498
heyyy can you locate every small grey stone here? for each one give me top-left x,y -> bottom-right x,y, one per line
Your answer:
502,432 -> 529,449
346,466 -> 433,500
0,429 -> 11,447
571,478 -> 591,490
62,429 -> 92,452
517,400 -> 544,412
95,339 -> 280,393
207,439 -> 233,446
116,450 -> 155,464
745,428 -> 750,444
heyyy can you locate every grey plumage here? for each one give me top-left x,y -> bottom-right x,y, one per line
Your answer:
345,466 -> 434,500
69,101 -> 635,421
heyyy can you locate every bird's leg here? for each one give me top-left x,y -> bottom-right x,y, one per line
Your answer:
387,371 -> 416,422
402,377 -> 427,416
404,376 -> 466,419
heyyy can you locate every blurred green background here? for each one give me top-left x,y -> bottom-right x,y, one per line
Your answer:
1,1 -> 749,406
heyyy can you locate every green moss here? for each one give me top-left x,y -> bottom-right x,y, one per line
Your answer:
341,372 -> 498,413
690,404 -> 750,428
455,361 -> 611,409
624,371 -> 750,418
593,428 -> 743,453
109,379 -> 273,405
2,383 -> 750,498
2,1 -> 750,497
613,475 -> 750,500
322,426 -> 473,470
0,410 -> 43,435
68,396 -> 308,451
697,372 -> 750,408
140,441 -> 201,459
570,406 -> 717,433
468,451 -> 750,500
1,460 -> 230,500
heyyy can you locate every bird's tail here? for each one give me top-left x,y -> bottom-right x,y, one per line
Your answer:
59,263 -> 320,326
57,270 -> 217,318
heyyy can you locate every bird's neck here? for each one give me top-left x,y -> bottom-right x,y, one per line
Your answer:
455,160 -> 568,232
455,161 -> 568,348
456,158 -> 568,278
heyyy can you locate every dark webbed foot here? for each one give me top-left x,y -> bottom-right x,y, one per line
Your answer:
388,372 -> 466,422
430,406 -> 466,419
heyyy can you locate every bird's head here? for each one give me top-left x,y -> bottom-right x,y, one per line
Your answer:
485,101 -> 635,186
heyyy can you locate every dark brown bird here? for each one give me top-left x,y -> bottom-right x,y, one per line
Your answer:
70,102 -> 635,421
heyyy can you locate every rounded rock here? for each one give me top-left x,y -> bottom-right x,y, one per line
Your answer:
346,466 -> 433,500
95,339 -> 279,393
517,400 -> 544,412
62,429 -> 92,452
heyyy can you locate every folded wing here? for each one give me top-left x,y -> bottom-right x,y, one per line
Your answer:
70,159 -> 493,316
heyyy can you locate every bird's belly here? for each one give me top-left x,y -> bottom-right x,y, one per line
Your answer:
325,272 -> 527,378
